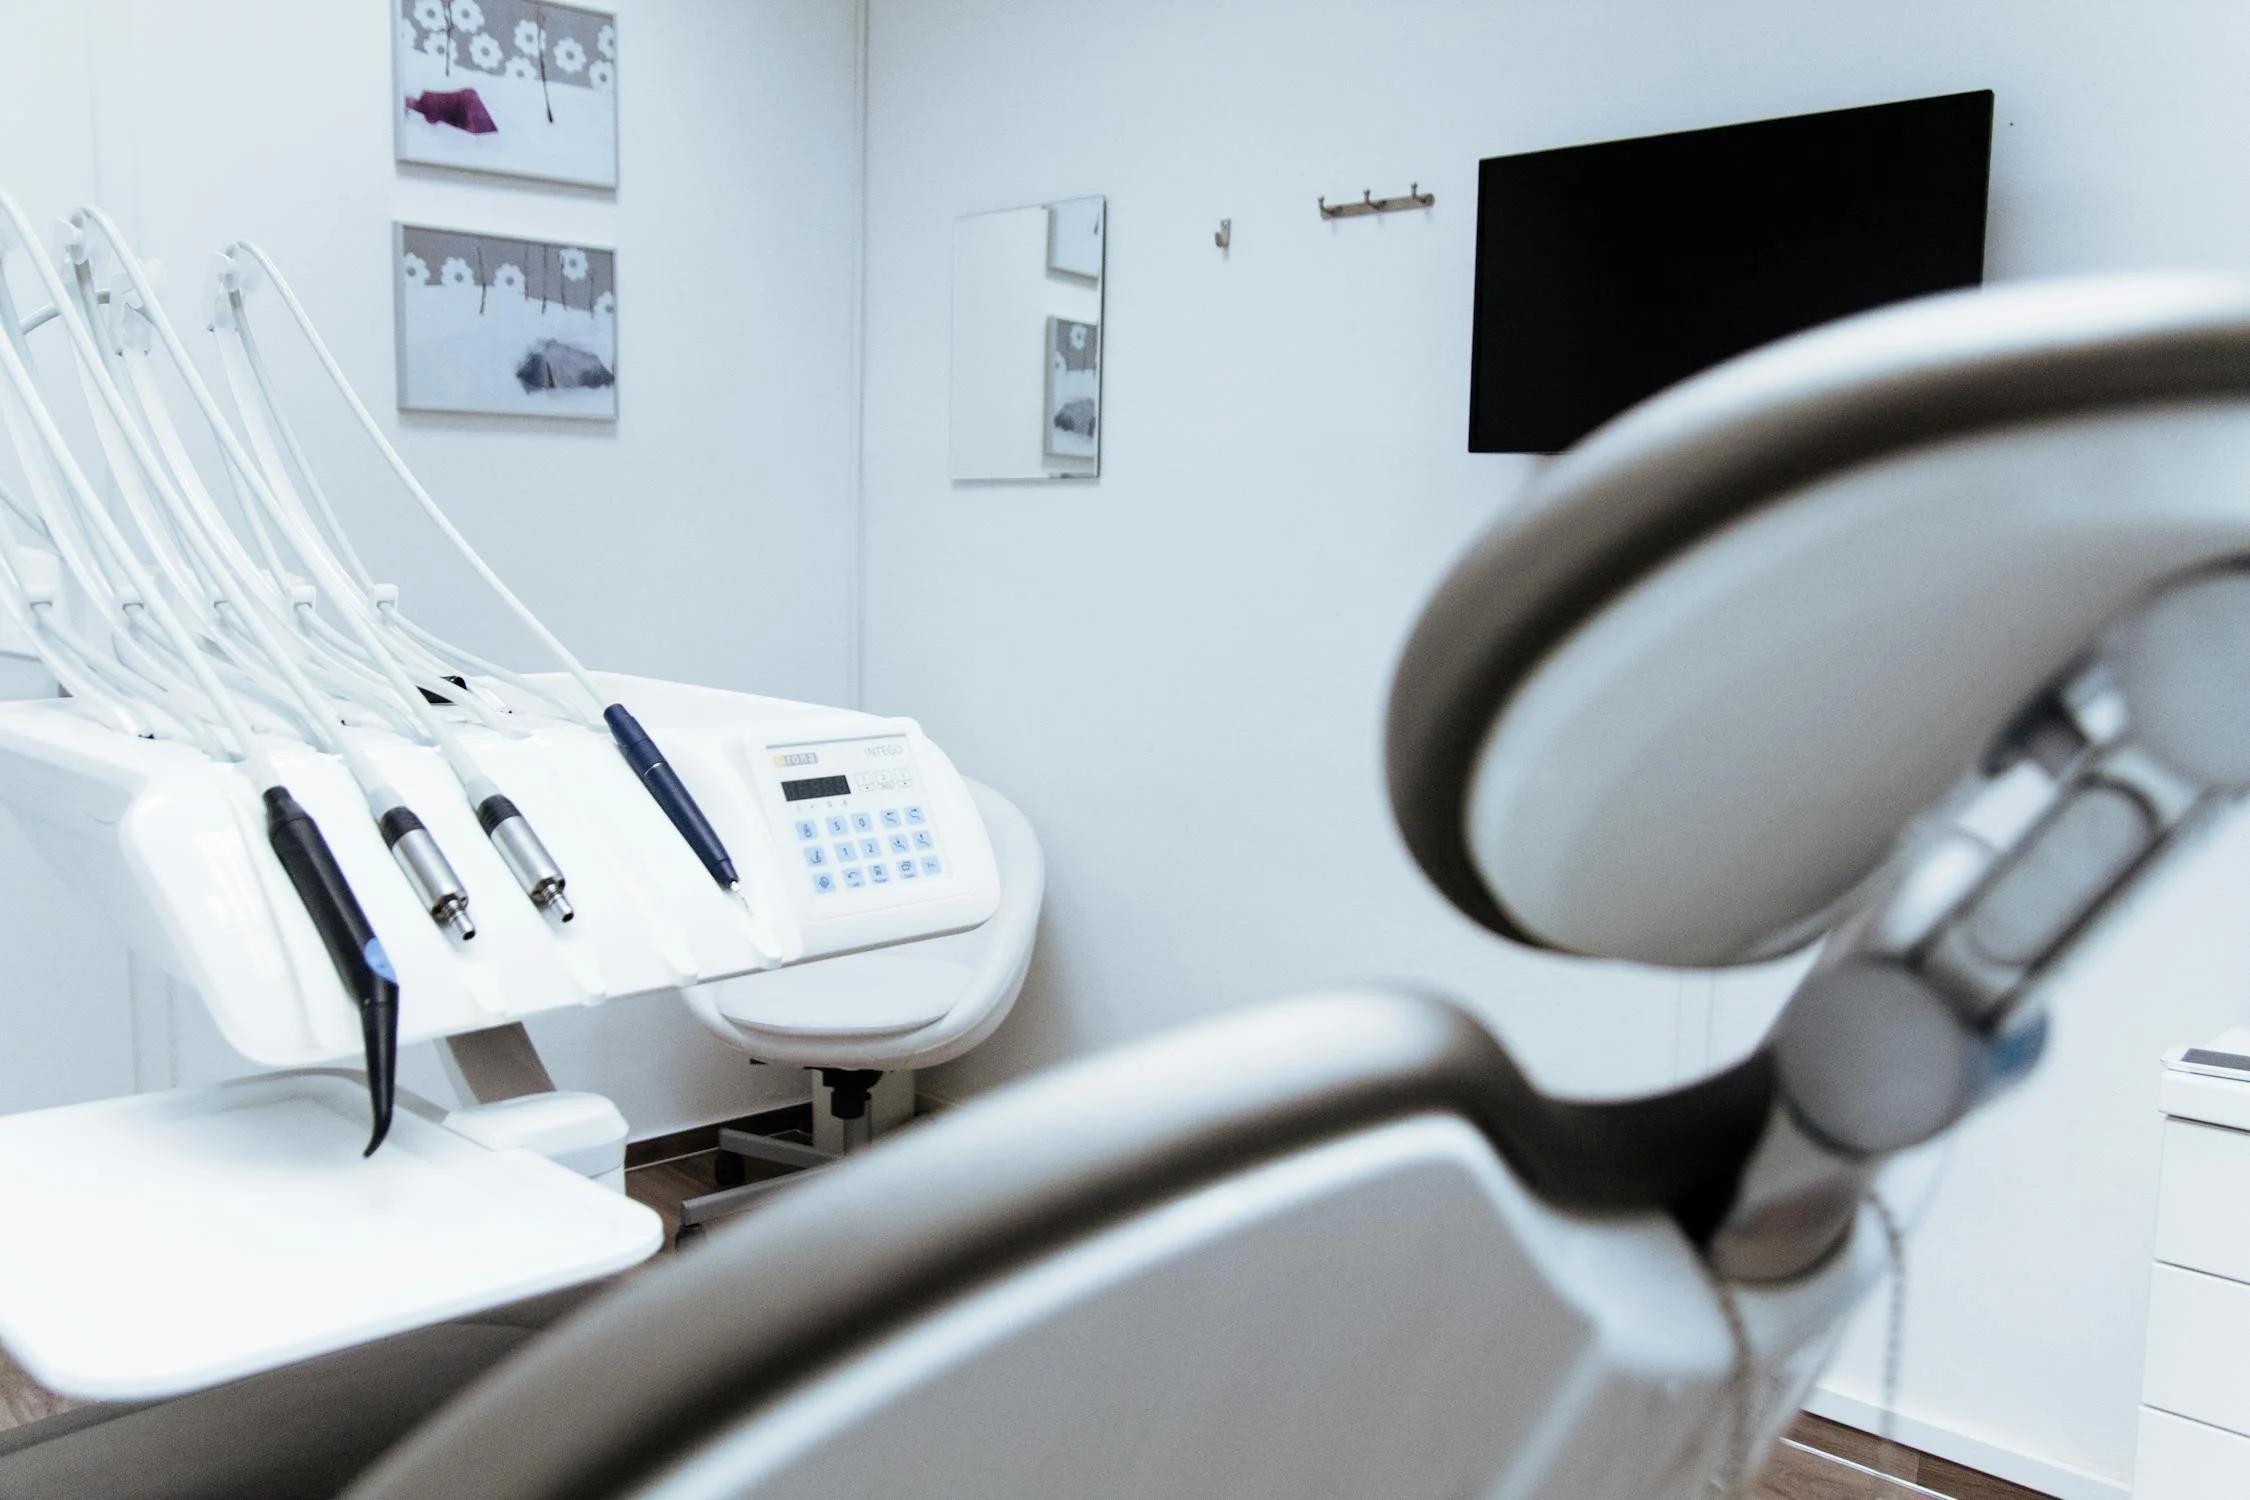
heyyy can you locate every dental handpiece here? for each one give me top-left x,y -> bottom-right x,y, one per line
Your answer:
377,804 -> 476,939
475,791 -> 572,921
604,703 -> 740,890
264,787 -> 399,1155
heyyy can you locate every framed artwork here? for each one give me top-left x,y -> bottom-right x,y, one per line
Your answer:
394,223 -> 617,420
395,0 -> 618,188
1044,316 -> 1099,461
1046,196 -> 1104,280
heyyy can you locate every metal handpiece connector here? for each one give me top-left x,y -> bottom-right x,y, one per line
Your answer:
380,807 -> 476,940
479,794 -> 573,921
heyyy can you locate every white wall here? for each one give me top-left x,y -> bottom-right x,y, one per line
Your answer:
859,1 -> 2250,1494
0,0 -> 867,1137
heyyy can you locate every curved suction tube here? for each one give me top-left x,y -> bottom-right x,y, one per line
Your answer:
264,787 -> 399,1154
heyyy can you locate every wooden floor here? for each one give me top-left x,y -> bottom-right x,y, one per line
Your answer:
0,1152 -> 2055,1499
1763,1415 -> 2049,1498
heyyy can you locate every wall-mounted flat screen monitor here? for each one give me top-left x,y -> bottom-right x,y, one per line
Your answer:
1468,90 -> 1994,454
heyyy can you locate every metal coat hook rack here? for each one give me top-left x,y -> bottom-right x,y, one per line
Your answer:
1319,183 -> 1436,220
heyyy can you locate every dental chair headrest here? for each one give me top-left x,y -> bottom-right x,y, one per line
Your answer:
1389,274 -> 2250,967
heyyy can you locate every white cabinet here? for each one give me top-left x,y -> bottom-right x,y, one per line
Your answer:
2138,1050 -> 2250,1497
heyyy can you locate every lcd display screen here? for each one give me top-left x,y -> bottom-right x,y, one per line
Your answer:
1468,91 -> 1993,454
782,775 -> 852,802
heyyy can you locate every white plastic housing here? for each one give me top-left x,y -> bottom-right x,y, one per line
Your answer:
0,1071 -> 660,1401
0,673 -> 1000,1067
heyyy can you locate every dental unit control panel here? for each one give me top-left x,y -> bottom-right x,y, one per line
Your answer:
772,734 -> 949,898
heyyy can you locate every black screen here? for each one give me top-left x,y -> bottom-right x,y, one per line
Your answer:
782,774 -> 851,802
1468,91 -> 1993,454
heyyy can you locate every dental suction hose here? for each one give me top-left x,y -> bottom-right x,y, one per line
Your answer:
604,704 -> 740,891
264,787 -> 400,1154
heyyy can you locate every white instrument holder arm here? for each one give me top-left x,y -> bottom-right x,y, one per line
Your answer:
0,241 -> 240,758
56,263 -> 350,757
224,242 -> 608,723
210,272 -> 579,727
207,322 -> 511,737
112,340 -> 414,743
220,296 -> 528,724
72,207 -> 489,797
0,197 -> 275,783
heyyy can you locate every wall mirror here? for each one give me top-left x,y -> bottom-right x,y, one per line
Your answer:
950,194 -> 1105,481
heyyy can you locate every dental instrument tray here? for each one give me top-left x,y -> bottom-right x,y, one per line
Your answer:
0,672 -> 1002,1066
0,1070 -> 662,1400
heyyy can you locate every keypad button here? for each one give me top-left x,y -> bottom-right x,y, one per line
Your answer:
825,815 -> 850,836
803,846 -> 827,868
868,863 -> 890,885
852,812 -> 874,833
811,871 -> 837,895
859,837 -> 881,859
905,805 -> 926,825
881,808 -> 903,829
912,829 -> 934,850
833,842 -> 857,864
794,819 -> 819,842
920,855 -> 942,877
896,860 -> 919,880
842,867 -> 866,889
887,833 -> 910,854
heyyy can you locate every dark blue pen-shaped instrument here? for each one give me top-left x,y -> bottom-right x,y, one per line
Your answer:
605,703 -> 741,891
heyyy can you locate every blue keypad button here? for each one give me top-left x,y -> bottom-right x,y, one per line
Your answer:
842,867 -> 866,889
868,863 -> 890,885
881,808 -> 903,829
912,829 -> 934,850
859,837 -> 881,859
826,815 -> 850,836
896,859 -> 919,881
803,845 -> 827,868
920,855 -> 942,877
852,812 -> 874,833
811,871 -> 837,894
887,833 -> 910,854
833,842 -> 857,864
794,819 -> 819,842
905,805 -> 926,825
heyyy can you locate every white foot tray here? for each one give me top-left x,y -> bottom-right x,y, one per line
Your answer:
0,1072 -> 661,1401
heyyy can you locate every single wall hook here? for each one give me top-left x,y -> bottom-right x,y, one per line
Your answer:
1214,218 -> 1231,251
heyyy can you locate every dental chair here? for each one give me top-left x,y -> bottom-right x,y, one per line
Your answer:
671,781 -> 1044,1235
10,270 -> 2250,1498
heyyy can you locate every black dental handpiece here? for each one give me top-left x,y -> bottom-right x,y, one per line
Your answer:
264,787 -> 400,1156
604,703 -> 741,890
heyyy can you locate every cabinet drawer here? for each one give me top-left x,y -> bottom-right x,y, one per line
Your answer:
2145,1264 -> 2250,1434
2136,1406 -> 2250,1500
2156,1119 -> 2250,1284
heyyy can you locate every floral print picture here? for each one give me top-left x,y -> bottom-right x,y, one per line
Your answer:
395,224 -> 617,420
1045,317 -> 1100,462
396,0 -> 617,188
